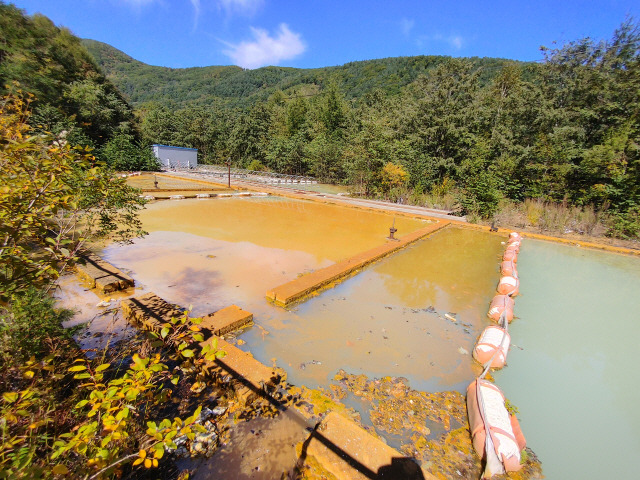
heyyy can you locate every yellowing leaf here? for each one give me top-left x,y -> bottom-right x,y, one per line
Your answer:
52,464 -> 69,475
2,392 -> 19,403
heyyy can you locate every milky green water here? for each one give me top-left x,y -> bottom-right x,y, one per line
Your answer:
495,239 -> 640,480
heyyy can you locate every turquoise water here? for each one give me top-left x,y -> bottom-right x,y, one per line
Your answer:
495,240 -> 640,480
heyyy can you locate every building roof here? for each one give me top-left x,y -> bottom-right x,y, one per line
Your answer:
152,144 -> 198,152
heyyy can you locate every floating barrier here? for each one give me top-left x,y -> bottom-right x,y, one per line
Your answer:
502,245 -> 518,262
473,325 -> 511,368
487,294 -> 514,323
467,379 -> 526,475
468,232 -> 526,477
500,260 -> 517,278
506,239 -> 521,252
497,275 -> 519,296
509,232 -> 522,242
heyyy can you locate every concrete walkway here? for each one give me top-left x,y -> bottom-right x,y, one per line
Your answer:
158,171 -> 466,222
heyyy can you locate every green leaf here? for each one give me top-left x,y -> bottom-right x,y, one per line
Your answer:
181,349 -> 194,358
68,365 -> 87,372
74,372 -> 91,379
192,333 -> 204,342
52,464 -> 69,475
95,363 -> 111,372
160,326 -> 170,339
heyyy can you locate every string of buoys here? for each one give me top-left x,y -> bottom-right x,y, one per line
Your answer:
467,232 -> 527,478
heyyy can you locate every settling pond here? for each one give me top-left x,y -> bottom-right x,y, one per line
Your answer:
495,239 -> 640,480
59,196 -> 640,478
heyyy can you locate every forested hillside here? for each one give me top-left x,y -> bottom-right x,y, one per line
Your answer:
2,1 -> 639,239
0,3 -> 155,169
83,38 -> 515,109
97,20 -> 639,238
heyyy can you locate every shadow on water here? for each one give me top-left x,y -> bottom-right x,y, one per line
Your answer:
189,356 -> 426,480
122,296 -> 426,478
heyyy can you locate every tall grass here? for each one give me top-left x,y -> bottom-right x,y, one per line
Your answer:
493,199 -> 611,237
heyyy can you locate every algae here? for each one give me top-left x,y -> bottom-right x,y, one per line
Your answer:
330,370 -> 543,479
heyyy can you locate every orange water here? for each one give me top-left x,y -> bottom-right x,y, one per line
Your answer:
100,216 -> 502,393
138,196 -> 430,263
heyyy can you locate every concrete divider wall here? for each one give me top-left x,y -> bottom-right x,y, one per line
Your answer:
75,253 -> 134,293
119,292 -> 437,478
266,221 -> 451,307
120,292 -> 284,406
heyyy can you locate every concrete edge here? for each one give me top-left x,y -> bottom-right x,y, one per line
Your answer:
266,221 -> 451,307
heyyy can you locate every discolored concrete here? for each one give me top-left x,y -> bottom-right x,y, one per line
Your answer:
200,305 -> 253,336
75,252 -> 135,293
304,411 -> 436,480
266,221 -> 450,307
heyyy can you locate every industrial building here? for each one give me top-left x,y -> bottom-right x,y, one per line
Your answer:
152,144 -> 198,169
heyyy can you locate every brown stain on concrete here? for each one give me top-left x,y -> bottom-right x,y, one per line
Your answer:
120,292 -> 286,406
200,305 -> 253,336
75,252 -> 135,293
266,221 -> 450,307
305,411 -> 437,480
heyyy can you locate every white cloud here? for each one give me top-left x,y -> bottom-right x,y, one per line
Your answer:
448,35 -> 464,50
419,33 -> 466,51
190,0 -> 201,28
400,18 -> 414,37
218,0 -> 264,15
223,23 -> 306,69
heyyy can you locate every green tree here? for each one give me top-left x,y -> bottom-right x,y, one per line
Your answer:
0,93 -> 146,300
99,131 -> 158,171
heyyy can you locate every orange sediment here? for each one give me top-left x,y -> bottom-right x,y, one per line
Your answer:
141,172 -> 639,257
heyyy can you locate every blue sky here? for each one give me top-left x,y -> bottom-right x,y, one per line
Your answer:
11,0 -> 640,69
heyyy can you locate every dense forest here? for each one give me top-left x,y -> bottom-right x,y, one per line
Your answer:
85,21 -> 640,237
2,2 -> 639,237
0,3 -> 156,170
82,38 -> 516,109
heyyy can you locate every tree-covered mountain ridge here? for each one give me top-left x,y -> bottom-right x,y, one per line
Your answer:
81,38 -> 522,108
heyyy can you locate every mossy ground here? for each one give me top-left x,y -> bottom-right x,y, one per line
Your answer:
292,370 -> 543,479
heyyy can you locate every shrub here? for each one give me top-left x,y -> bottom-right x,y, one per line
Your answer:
608,206 -> 640,240
0,288 -> 73,368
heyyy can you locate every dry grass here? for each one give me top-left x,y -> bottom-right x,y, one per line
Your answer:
377,188 -> 459,211
493,199 -> 610,237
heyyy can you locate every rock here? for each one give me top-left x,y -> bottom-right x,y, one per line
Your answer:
189,430 -> 219,457
210,406 -> 227,416
457,347 -> 469,355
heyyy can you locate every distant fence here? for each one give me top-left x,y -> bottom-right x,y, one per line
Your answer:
163,163 -> 318,186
